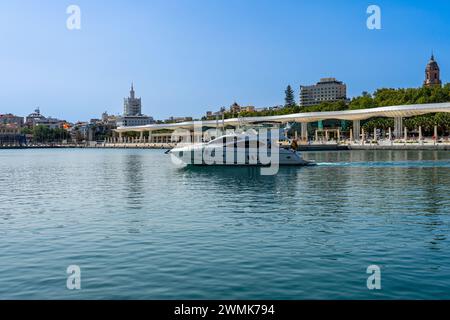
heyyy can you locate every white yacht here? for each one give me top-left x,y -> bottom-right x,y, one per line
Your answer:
169,133 -> 315,167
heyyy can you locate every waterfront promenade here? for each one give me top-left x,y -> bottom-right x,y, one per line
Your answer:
77,137 -> 450,151
2,102 -> 449,150
1,138 -> 449,151
99,139 -> 450,151
105,102 -> 450,151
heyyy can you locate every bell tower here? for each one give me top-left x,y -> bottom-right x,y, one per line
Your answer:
424,53 -> 442,87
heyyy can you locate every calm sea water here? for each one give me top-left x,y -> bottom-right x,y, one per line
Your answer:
0,148 -> 449,300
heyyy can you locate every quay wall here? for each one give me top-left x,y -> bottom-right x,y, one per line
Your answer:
1,143 -> 449,151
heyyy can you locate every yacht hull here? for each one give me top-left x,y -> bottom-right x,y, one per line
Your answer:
169,146 -> 315,167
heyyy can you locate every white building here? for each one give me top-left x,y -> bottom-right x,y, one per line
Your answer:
117,116 -> 154,127
300,78 -> 347,107
25,108 -> 65,129
0,114 -> 24,126
35,117 -> 65,129
25,108 -> 46,126
117,84 -> 154,127
165,116 -> 193,123
123,83 -> 142,116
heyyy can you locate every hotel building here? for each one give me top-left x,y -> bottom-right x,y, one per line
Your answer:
300,78 -> 347,107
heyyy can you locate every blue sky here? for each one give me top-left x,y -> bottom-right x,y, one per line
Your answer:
0,0 -> 449,122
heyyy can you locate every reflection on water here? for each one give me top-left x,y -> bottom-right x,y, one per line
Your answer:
0,149 -> 449,299
122,153 -> 145,210
302,149 -> 446,163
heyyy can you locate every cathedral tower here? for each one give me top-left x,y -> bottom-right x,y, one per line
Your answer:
424,54 -> 442,87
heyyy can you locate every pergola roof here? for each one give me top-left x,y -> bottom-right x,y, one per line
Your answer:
114,102 -> 450,132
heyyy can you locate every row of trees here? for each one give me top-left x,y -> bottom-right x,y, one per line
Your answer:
21,126 -> 70,143
362,113 -> 450,134
282,83 -> 450,112
349,84 -> 450,110
276,84 -> 450,133
203,84 -> 450,125
348,86 -> 450,134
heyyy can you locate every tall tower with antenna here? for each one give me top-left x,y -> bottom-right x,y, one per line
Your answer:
123,82 -> 142,116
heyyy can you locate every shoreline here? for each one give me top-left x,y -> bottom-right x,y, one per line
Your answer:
1,143 -> 449,151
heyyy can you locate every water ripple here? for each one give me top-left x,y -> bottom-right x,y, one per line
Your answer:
0,149 -> 449,299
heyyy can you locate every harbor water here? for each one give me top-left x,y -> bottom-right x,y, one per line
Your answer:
0,149 -> 449,299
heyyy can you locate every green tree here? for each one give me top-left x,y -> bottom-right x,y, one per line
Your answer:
206,84 -> 450,132
20,127 -> 33,135
284,85 -> 296,107
31,125 -> 70,143
349,92 -> 377,110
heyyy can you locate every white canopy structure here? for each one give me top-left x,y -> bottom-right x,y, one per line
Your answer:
114,102 -> 450,133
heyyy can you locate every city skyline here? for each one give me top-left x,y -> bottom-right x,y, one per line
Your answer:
0,0 -> 449,122
2,53 -> 446,125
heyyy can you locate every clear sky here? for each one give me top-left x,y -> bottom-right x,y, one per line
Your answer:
0,0 -> 449,122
